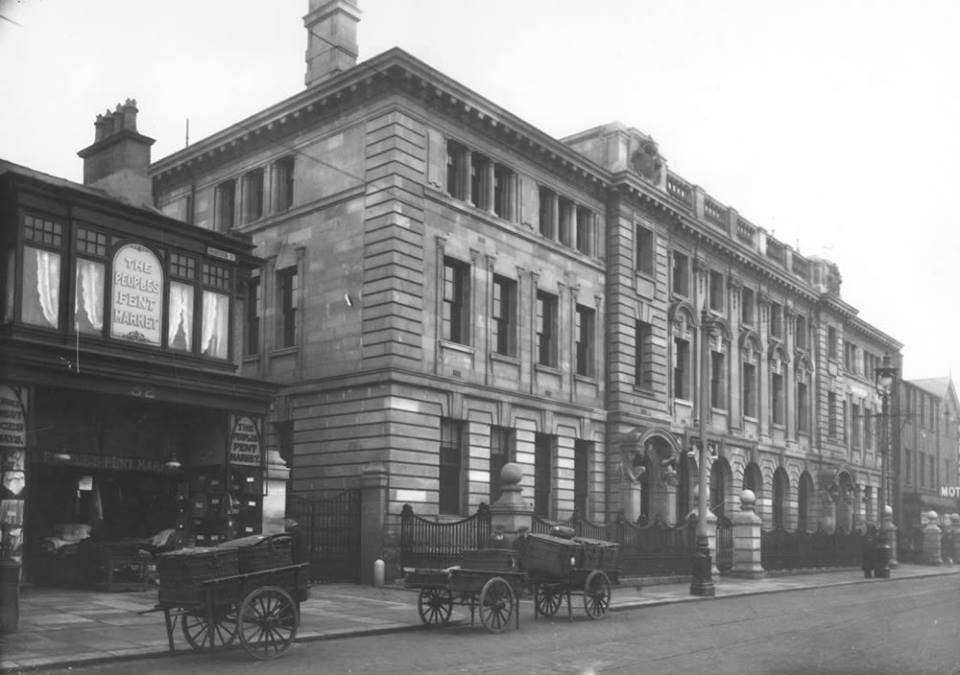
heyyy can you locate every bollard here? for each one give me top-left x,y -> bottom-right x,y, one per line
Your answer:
373,558 -> 385,587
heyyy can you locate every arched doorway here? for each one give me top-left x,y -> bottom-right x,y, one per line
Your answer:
797,471 -> 814,532
772,467 -> 789,530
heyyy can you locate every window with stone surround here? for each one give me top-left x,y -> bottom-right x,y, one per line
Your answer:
536,290 -> 558,367
492,274 -> 517,357
575,304 -> 595,377
439,418 -> 465,515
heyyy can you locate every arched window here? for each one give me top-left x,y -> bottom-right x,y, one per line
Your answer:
710,458 -> 731,518
772,468 -> 789,529
743,462 -> 762,494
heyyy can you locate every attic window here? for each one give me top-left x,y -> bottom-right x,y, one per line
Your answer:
214,179 -> 236,231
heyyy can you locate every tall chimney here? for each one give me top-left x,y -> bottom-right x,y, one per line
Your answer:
304,0 -> 361,87
77,99 -> 155,207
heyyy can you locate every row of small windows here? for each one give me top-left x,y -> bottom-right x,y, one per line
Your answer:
243,266 -> 298,355
12,213 -> 234,360
213,156 -> 295,230
442,256 -> 597,377
445,140 -> 597,257
903,450 -> 953,489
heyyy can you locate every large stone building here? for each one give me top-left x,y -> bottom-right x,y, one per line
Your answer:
147,0 -> 903,552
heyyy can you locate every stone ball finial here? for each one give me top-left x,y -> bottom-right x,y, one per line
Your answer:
500,462 -> 523,486
927,510 -> 939,521
883,504 -> 893,517
741,489 -> 756,507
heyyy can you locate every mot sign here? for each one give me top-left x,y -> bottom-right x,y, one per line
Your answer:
940,486 -> 960,498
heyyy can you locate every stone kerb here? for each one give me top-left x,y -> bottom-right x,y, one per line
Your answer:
730,489 -> 764,579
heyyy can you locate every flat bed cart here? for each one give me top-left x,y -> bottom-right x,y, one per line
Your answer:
155,540 -> 309,660
528,568 -> 612,621
407,566 -> 527,633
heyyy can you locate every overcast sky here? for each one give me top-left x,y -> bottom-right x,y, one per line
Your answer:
2,0 -> 958,385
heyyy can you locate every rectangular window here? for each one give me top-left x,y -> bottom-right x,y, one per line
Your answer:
442,257 -> 470,345
576,207 -> 594,255
711,350 -> 726,409
439,419 -> 464,515
470,152 -> 490,209
538,186 -> 556,239
851,403 -> 861,448
797,381 -> 808,433
828,392 -> 837,437
844,341 -> 856,372
277,266 -> 298,348
674,337 -> 690,400
905,449 -> 912,484
534,433 -> 553,517
772,372 -> 784,425
864,408 -> 873,449
493,164 -> 515,220
828,326 -> 837,359
575,304 -> 595,377
743,362 -> 757,418
273,156 -> 295,212
75,258 -> 105,335
919,452 -> 925,486
242,168 -> 264,223
558,197 -> 575,247
709,271 -> 724,312
741,287 -> 755,325
536,290 -> 557,367
490,426 -> 513,504
635,320 -> 654,389
574,440 -> 590,518
795,315 -> 807,350
770,302 -> 782,338
168,281 -> 194,351
446,140 -> 468,200
842,401 -> 848,443
21,246 -> 61,329
245,273 -> 261,355
672,251 -> 689,296
635,225 -> 654,275
214,179 -> 236,230
492,275 -> 516,357
201,290 -> 230,358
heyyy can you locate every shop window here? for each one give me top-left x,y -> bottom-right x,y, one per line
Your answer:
242,168 -> 264,223
442,257 -> 470,345
75,259 -> 105,335
576,207 -> 594,256
273,156 -> 295,213
492,274 -> 516,357
21,215 -> 64,329
168,281 -> 194,351
245,273 -> 261,355
536,290 -> 557,367
277,266 -> 298,348
635,320 -> 654,389
534,433 -> 553,517
439,419 -> 464,515
575,304 -> 595,377
672,251 -> 689,297
201,291 -> 229,358
636,225 -> 654,276
214,179 -> 236,231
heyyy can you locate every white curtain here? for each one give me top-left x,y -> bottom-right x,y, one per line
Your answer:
168,282 -> 194,351
75,259 -> 104,332
22,246 -> 59,328
202,291 -> 229,358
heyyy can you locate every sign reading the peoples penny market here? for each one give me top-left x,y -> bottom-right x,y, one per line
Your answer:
111,243 -> 163,345
229,415 -> 262,466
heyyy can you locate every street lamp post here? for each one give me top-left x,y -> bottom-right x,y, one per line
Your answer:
690,309 -> 716,596
874,353 -> 897,579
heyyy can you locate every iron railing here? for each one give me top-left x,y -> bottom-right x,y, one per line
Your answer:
399,502 -> 491,569
761,525 -> 864,571
287,489 -> 361,583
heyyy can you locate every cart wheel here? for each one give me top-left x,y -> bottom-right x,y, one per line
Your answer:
583,570 -> 611,619
478,577 -> 515,633
417,588 -> 454,626
534,585 -> 563,618
181,605 -> 238,650
237,586 -> 298,660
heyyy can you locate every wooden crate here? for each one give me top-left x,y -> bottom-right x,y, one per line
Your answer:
460,548 -> 518,572
519,533 -> 582,578
217,534 -> 293,573
157,547 -> 239,606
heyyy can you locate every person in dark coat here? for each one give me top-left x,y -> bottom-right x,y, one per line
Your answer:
862,524 -> 878,578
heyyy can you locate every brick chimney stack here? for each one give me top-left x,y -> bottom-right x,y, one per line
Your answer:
77,98 -> 155,207
304,0 -> 361,87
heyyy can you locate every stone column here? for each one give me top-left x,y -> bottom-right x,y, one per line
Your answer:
731,490 -> 764,578
489,462 -> 533,548
359,462 -> 389,585
922,510 -> 942,565
883,505 -> 898,568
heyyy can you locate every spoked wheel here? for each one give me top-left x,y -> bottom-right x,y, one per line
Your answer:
583,570 -> 611,619
534,584 -> 563,618
417,588 -> 454,626
237,586 -> 299,660
478,577 -> 515,633
181,605 -> 238,650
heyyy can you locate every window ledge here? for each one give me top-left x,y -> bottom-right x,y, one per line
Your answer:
490,352 -> 519,365
575,373 -> 598,384
440,339 -> 474,355
270,346 -> 298,357
744,415 -> 759,422
711,407 -> 728,414
535,363 -> 561,376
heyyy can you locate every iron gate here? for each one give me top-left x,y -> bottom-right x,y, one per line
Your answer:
287,489 -> 361,583
716,515 -> 734,572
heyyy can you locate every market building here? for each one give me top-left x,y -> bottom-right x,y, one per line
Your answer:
0,102 -> 279,591
147,0 -> 905,574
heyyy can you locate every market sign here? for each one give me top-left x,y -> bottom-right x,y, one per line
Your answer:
229,415 -> 262,466
111,243 -> 163,345
0,385 -> 26,451
940,486 -> 960,498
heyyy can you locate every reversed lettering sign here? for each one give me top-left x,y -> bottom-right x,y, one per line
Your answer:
111,243 -> 163,345
229,415 -> 262,466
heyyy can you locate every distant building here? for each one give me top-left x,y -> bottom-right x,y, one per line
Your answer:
147,0 -> 905,569
0,102 -> 276,589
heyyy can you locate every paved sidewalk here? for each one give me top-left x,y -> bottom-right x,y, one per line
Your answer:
1,564 -> 957,673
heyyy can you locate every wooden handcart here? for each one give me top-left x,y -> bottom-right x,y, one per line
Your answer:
404,533 -> 618,633
154,534 -> 309,660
